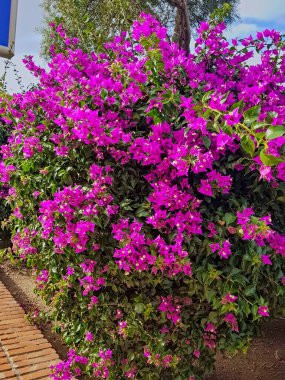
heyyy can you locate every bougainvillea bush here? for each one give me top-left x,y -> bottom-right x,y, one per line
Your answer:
0,12 -> 285,380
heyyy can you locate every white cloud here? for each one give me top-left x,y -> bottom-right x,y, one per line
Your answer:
239,0 -> 285,22
224,22 -> 259,40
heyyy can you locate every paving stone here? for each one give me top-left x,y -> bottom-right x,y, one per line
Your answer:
0,280 -> 68,380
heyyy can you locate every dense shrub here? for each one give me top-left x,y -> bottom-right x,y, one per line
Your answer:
0,13 -> 285,380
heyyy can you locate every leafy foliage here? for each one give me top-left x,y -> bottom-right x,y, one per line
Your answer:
0,84 -> 11,242
0,12 -> 285,380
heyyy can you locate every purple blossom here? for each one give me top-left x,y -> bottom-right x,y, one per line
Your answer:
210,240 -> 232,259
85,331 -> 94,341
224,313 -> 239,332
261,254 -> 272,265
221,293 -> 238,304
258,306 -> 269,317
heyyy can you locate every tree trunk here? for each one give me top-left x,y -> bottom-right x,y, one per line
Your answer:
167,0 -> 191,54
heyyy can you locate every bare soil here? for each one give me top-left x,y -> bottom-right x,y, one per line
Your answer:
208,319 -> 285,380
1,261 -> 284,380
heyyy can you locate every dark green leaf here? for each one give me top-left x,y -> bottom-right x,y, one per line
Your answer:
241,135 -> 255,156
202,136 -> 211,150
224,212 -> 236,225
244,106 -> 261,124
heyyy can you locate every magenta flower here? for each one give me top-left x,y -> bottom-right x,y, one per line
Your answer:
205,322 -> 216,333
158,296 -> 182,325
36,270 -> 49,289
224,108 -> 242,126
160,326 -> 169,334
207,222 -> 217,237
258,306 -> 269,317
193,349 -> 200,358
124,368 -> 136,378
198,180 -> 213,196
237,208 -> 254,225
144,346 -> 151,358
85,331 -> 94,341
13,207 -> 23,219
115,309 -> 123,319
210,240 -> 232,259
224,313 -> 239,332
221,293 -> 237,304
199,21 -> 209,32
277,162 -> 285,181
66,266 -> 75,276
33,191 -> 40,198
118,321 -> 128,337
261,255 -> 272,265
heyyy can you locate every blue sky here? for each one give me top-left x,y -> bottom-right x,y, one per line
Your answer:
0,0 -> 44,92
1,0 -> 285,92
226,0 -> 285,39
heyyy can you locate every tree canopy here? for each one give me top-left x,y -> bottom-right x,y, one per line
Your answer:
41,0 -> 239,56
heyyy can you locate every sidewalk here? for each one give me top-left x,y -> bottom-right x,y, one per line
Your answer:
0,280 -> 59,379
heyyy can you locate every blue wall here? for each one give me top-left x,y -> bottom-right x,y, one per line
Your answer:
0,0 -> 12,47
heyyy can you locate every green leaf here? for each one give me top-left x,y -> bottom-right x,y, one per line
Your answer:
244,285 -> 256,297
230,100 -> 243,111
222,123 -> 233,136
240,135 -> 255,156
266,125 -> 285,140
202,136 -> 211,150
208,311 -> 219,323
224,212 -> 236,225
21,160 -> 34,173
202,90 -> 213,104
255,132 -> 266,141
100,88 -> 108,100
260,149 -> 283,166
203,109 -> 212,119
135,303 -> 145,314
244,105 -> 261,124
252,121 -> 267,130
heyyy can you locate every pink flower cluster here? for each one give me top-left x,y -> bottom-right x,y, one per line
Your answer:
35,270 -> 49,290
38,164 -> 114,253
210,240 -> 232,259
51,348 -> 114,379
158,295 -> 182,325
237,208 -> 285,259
12,228 -> 37,259
221,293 -> 238,305
112,218 -> 193,276
203,322 -> 217,349
144,346 -> 180,368
198,170 -> 232,197
224,313 -> 239,332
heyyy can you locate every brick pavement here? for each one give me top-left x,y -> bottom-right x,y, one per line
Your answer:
0,280 -> 60,379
